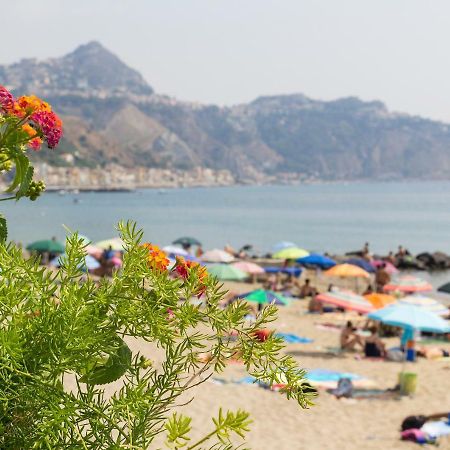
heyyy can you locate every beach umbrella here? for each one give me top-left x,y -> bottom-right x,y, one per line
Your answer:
398,295 -> 449,317
345,258 -> 375,273
163,245 -> 190,257
272,247 -> 309,260
371,260 -> 398,275
50,254 -> 101,271
316,290 -> 374,314
208,264 -> 248,281
272,241 -> 298,253
437,282 -> 450,294
368,304 -> 450,334
94,238 -> 124,251
85,245 -> 103,259
172,237 -> 202,247
232,261 -> 265,275
239,289 -> 291,306
264,266 -> 302,277
27,239 -> 65,253
297,253 -> 336,269
324,263 -> 370,279
201,249 -> 235,263
364,293 -> 396,309
383,275 -> 432,293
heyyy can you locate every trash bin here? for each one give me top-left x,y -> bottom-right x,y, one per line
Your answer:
399,371 -> 417,395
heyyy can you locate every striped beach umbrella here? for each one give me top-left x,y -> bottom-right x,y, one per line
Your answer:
316,290 -> 374,314
383,275 -> 432,293
398,295 -> 449,317
201,249 -> 235,263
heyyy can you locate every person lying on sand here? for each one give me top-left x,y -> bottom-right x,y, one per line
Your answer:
416,346 -> 450,359
340,321 -> 364,351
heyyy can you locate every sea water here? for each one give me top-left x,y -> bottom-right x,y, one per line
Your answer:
2,181 -> 450,257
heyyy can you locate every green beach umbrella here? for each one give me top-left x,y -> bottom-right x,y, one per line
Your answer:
240,289 -> 291,306
27,239 -> 65,253
272,247 -> 309,260
208,264 -> 248,281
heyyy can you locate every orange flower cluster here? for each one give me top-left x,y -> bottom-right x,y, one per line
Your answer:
142,243 -> 170,273
174,256 -> 208,296
21,123 -> 42,150
17,95 -> 51,115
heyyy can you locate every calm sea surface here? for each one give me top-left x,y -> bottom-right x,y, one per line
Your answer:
2,181 -> 450,264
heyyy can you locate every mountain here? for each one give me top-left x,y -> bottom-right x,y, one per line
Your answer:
2,41 -> 450,180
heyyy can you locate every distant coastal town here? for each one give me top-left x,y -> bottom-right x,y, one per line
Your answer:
5,161 -> 315,192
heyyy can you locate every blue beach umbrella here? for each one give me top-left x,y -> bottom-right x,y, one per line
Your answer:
345,258 -> 375,273
297,253 -> 336,269
264,266 -> 302,277
368,304 -> 450,333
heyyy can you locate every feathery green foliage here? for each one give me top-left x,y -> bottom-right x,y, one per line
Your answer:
0,222 -> 314,449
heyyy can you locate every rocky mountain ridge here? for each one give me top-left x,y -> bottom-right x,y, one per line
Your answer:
2,41 -> 450,181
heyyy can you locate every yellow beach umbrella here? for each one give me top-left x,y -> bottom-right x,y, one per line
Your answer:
272,247 -> 309,260
94,237 -> 125,251
324,263 -> 370,279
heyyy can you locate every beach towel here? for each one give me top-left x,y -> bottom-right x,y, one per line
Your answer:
306,369 -> 375,389
306,369 -> 362,382
422,420 -> 450,439
275,333 -> 313,344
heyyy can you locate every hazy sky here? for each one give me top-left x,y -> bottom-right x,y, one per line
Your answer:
5,0 -> 450,121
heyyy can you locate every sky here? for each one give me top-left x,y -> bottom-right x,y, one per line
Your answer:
4,0 -> 450,122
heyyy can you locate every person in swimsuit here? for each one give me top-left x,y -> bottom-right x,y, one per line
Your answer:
340,321 -> 364,351
364,326 -> 386,357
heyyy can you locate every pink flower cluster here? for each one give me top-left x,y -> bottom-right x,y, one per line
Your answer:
30,111 -> 63,149
0,86 -> 14,110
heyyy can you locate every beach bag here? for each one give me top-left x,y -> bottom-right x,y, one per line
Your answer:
331,378 -> 353,398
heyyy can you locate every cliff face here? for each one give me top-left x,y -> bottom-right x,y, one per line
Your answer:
3,41 -> 450,181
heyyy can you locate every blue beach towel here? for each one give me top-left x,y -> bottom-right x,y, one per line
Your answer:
306,369 -> 362,382
275,333 -> 313,344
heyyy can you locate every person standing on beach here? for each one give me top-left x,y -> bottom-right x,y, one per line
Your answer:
375,263 -> 390,292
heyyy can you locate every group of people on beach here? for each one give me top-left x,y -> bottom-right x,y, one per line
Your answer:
340,321 -> 387,357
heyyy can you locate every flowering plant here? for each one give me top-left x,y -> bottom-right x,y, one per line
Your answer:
0,85 -> 63,240
0,222 -> 315,448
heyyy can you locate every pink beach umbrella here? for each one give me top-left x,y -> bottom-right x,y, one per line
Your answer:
315,289 -> 374,314
232,261 -> 265,275
111,256 -> 123,267
371,260 -> 399,275
383,275 -> 433,293
86,245 -> 103,259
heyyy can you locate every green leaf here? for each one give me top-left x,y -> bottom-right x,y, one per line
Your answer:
0,215 -> 7,243
6,152 -> 29,194
16,165 -> 34,199
79,339 -> 132,385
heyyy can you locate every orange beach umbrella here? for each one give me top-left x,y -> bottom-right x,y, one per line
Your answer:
324,263 -> 370,279
364,293 -> 396,309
